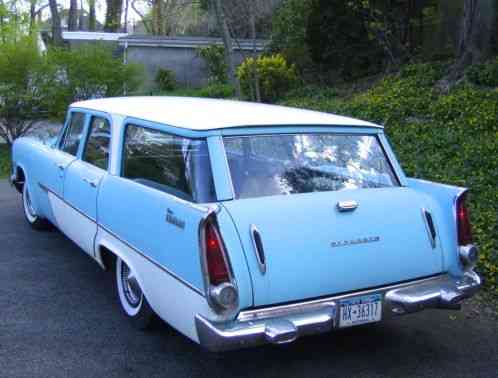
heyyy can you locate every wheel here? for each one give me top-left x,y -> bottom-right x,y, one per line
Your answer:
115,257 -> 155,330
22,181 -> 51,231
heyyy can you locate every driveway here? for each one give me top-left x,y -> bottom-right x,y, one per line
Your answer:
0,180 -> 496,378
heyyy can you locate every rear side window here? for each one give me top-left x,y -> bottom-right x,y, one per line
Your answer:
224,133 -> 399,200
122,124 -> 216,203
61,112 -> 86,156
83,116 -> 111,170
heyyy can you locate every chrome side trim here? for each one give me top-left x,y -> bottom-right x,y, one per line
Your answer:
38,182 -> 206,297
39,182 -> 97,223
99,224 -> 206,297
249,224 -> 266,274
195,271 -> 481,352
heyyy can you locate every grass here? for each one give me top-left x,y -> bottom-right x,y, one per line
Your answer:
0,144 -> 10,179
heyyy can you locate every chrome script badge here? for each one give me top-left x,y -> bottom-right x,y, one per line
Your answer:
331,236 -> 380,248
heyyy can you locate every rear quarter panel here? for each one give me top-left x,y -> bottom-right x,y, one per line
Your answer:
407,178 -> 466,277
96,175 -> 253,323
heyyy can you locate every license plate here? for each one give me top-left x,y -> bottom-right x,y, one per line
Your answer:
339,294 -> 382,328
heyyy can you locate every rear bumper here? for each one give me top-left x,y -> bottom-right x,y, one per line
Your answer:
195,271 -> 481,352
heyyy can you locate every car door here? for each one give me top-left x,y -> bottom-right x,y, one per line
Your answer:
61,114 -> 112,256
39,111 -> 86,198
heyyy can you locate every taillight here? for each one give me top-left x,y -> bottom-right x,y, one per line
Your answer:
204,221 -> 230,285
456,193 -> 479,268
456,193 -> 473,245
202,218 -> 238,311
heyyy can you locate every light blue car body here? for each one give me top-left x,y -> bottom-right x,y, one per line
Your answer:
10,97 -> 479,350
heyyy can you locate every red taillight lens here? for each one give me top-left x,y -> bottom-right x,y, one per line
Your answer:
457,193 -> 473,245
204,221 -> 230,285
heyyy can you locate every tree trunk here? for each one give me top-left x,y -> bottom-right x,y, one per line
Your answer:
79,0 -> 85,30
48,0 -> 63,45
88,0 -> 96,31
124,0 -> 129,32
29,0 -> 36,33
152,0 -> 163,35
458,0 -> 495,65
213,0 -> 241,98
437,0 -> 496,91
104,0 -> 124,32
131,0 -> 151,34
249,11 -> 261,102
68,0 -> 78,31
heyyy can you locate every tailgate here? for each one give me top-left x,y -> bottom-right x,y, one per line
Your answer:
223,188 -> 443,307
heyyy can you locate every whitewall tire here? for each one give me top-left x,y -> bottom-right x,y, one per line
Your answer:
115,257 -> 155,329
22,181 -> 50,231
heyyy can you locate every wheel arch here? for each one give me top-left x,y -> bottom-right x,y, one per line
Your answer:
12,163 -> 26,193
95,238 -> 149,302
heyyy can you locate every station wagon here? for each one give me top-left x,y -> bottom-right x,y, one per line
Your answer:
10,97 -> 481,351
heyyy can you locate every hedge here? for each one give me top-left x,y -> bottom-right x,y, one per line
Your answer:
0,145 -> 9,178
282,63 -> 498,293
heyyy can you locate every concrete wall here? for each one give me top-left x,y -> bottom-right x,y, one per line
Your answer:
126,45 -> 254,89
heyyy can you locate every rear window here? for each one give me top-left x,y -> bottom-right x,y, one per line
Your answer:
122,124 -> 216,203
224,134 -> 399,200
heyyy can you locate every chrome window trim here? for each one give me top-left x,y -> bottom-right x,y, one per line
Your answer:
222,132 -> 402,200
218,137 -> 236,200
120,122 -> 215,204
60,111 -> 88,156
81,115 -> 113,172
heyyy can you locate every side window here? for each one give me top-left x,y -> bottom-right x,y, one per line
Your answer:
83,116 -> 112,170
122,124 -> 216,203
61,112 -> 86,156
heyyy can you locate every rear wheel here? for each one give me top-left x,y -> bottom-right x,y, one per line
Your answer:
115,257 -> 155,330
22,181 -> 51,231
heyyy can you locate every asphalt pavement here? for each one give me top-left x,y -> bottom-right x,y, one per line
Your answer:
0,180 -> 497,378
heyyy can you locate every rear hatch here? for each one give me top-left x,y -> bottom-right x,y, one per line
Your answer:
223,187 -> 443,307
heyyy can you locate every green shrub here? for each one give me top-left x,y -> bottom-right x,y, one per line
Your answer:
155,68 -> 176,91
154,83 -> 234,99
198,45 -> 228,84
198,83 -> 234,99
237,54 -> 298,103
284,85 -> 338,101
44,44 -> 144,118
282,63 -> 498,293
466,58 -> 498,87
0,35 -> 49,145
0,145 -> 10,178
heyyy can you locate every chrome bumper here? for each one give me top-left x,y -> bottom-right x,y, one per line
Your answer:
195,271 -> 481,352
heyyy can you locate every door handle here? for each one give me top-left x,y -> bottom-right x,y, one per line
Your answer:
82,178 -> 98,188
337,200 -> 359,212
56,163 -> 65,171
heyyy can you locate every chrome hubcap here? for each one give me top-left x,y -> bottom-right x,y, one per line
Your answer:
121,262 -> 142,307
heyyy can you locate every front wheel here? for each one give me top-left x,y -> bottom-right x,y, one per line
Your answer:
115,257 -> 155,330
22,182 -> 51,231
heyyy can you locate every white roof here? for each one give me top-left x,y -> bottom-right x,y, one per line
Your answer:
71,97 -> 381,130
